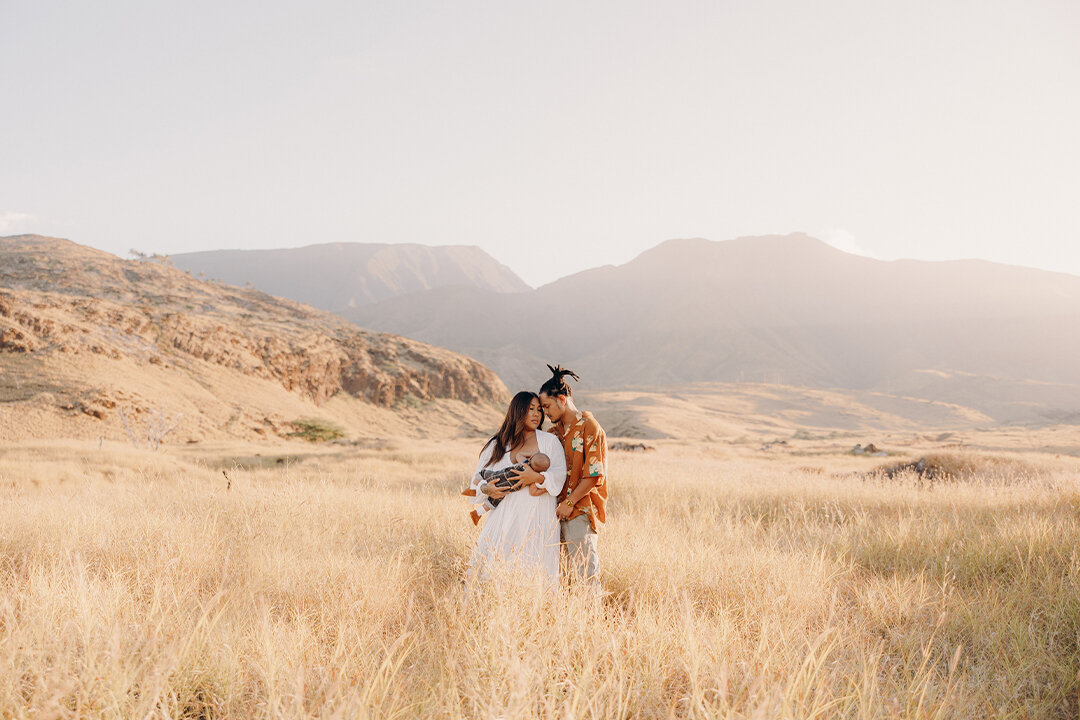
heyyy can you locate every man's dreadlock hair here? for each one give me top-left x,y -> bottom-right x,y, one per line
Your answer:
539,364 -> 580,398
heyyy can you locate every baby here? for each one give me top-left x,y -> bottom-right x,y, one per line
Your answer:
464,452 -> 551,525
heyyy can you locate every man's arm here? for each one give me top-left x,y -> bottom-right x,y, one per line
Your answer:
557,420 -> 605,519
556,475 -> 600,519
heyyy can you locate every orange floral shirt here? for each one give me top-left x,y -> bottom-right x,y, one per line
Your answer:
551,411 -> 607,530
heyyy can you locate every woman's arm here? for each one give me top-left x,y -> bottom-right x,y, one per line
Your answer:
470,441 -> 506,502
534,433 -> 567,496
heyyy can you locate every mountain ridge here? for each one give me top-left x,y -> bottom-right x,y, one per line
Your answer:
344,233 -> 1080,424
170,241 -> 530,312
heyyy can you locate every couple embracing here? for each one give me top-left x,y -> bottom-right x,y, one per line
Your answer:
466,365 -> 607,589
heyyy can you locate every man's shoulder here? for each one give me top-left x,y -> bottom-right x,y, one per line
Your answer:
542,424 -> 566,440
580,411 -> 605,435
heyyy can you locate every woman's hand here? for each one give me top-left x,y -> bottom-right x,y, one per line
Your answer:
480,482 -> 506,499
511,466 -> 544,487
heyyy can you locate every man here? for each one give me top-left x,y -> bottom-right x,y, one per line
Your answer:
536,363 -> 607,587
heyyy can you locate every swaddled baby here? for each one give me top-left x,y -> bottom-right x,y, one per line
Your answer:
466,452 -> 551,525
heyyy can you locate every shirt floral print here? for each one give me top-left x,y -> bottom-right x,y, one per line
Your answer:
551,410 -> 607,530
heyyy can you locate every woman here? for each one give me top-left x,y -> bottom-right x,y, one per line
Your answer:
468,391 -> 566,584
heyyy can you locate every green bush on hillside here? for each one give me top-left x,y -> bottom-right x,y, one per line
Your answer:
287,418 -> 345,443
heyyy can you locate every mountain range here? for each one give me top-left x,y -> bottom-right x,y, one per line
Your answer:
342,234 -> 1080,424
10,232 -> 1080,439
170,242 -> 528,312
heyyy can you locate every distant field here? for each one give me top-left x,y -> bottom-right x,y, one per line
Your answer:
0,438 -> 1078,718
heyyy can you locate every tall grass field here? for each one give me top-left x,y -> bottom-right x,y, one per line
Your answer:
0,440 -> 1077,718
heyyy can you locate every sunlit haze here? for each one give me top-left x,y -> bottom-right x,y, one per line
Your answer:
2,1 -> 1078,287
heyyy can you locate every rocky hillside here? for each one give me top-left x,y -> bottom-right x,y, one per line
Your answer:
0,235 -> 507,443
171,242 -> 529,313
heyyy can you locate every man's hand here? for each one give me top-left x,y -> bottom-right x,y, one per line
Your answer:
510,465 -> 544,487
556,499 -> 575,519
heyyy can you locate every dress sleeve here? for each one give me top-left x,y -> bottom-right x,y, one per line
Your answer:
535,432 -> 566,496
470,440 -> 495,505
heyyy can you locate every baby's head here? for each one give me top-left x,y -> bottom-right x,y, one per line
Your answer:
527,453 -> 550,472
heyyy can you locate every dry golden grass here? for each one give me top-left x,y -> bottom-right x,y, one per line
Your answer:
0,439 -> 1078,718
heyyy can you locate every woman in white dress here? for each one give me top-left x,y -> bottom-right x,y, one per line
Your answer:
468,391 -> 566,585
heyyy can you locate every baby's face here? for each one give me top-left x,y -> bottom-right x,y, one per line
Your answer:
529,453 -> 551,472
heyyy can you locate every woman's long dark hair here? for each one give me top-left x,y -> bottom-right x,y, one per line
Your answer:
538,364 -> 580,398
483,391 -> 543,467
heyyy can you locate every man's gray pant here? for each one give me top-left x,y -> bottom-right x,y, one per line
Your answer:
560,515 -> 600,584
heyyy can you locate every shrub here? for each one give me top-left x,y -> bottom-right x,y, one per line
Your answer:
286,418 -> 345,443
873,452 -> 1043,483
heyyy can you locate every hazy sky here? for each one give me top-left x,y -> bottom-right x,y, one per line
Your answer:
2,0 -> 1078,287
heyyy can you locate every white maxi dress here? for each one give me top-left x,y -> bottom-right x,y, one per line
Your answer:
468,430 -> 566,584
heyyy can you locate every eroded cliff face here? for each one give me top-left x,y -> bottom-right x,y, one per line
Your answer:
0,236 -> 507,422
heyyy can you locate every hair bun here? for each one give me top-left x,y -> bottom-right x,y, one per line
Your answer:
540,363 -> 581,397
546,364 -> 580,383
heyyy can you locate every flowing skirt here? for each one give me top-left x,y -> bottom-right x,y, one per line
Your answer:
468,489 -> 559,585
